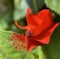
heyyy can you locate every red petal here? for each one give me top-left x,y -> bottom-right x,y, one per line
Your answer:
26,9 -> 54,36
15,21 -> 29,29
33,9 -> 54,36
38,9 -> 52,17
26,8 -> 43,26
25,38 -> 43,51
36,23 -> 59,44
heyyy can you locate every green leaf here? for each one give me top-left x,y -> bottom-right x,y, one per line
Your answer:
25,52 -> 35,59
14,0 -> 21,8
42,25 -> 60,59
45,0 -> 60,15
14,0 -> 29,20
0,20 -> 8,29
32,46 -> 44,59
24,47 -> 44,59
0,28 -> 25,59
26,0 -> 44,13
0,28 -> 12,59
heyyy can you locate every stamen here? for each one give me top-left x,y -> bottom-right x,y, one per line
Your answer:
10,32 -> 25,51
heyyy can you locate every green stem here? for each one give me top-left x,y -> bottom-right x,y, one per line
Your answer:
33,0 -> 38,13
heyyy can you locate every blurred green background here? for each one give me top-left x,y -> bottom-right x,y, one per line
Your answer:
0,0 -> 60,59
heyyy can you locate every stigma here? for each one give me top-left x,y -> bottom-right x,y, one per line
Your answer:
26,31 -> 33,38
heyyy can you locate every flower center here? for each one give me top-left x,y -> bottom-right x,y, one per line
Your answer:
26,31 -> 33,38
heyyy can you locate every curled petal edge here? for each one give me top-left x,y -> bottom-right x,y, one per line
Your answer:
37,23 -> 60,44
15,21 -> 29,29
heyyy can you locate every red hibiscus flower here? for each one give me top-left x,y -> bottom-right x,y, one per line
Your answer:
11,8 -> 59,51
